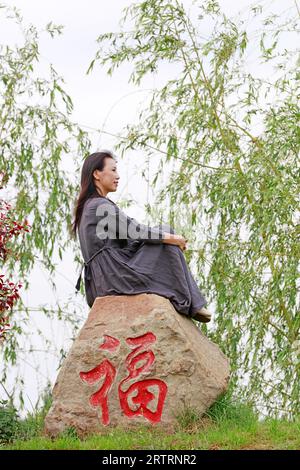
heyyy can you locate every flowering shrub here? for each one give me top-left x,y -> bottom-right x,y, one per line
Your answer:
0,194 -> 31,342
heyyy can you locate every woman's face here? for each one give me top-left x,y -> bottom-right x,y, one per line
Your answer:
93,157 -> 120,197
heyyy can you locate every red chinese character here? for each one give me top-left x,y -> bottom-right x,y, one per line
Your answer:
99,334 -> 120,352
118,332 -> 167,423
80,332 -> 168,426
80,335 -> 120,425
80,359 -> 116,426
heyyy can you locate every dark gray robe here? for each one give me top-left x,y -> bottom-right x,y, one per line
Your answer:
76,195 -> 207,317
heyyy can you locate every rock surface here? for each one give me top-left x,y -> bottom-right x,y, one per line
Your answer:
44,294 -> 230,437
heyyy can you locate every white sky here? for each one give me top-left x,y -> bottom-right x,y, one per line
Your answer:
0,0 -> 297,413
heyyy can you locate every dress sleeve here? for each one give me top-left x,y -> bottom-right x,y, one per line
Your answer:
124,213 -> 165,244
93,198 -> 165,244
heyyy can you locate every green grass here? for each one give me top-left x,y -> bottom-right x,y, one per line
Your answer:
2,419 -> 299,450
1,397 -> 299,450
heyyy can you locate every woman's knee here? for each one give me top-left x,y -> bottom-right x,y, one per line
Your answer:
154,223 -> 176,235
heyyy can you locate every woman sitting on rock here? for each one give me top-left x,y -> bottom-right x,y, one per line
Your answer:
71,151 -> 211,323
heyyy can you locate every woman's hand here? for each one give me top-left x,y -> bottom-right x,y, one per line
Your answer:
162,233 -> 188,252
177,235 -> 188,252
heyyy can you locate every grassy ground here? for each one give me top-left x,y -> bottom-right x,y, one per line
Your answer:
2,419 -> 299,450
1,397 -> 299,450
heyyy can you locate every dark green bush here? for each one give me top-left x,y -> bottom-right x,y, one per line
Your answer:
0,401 -> 20,444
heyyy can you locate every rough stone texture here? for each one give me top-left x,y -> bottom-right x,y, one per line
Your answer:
44,294 -> 230,437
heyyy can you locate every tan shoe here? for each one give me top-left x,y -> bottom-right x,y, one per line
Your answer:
193,307 -> 212,323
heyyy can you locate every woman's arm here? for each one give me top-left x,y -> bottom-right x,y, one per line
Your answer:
93,199 -> 164,244
124,213 -> 188,250
91,198 -> 188,250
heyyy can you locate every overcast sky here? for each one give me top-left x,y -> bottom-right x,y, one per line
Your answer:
0,0 -> 297,412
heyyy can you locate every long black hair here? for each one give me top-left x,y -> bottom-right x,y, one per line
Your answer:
70,151 -> 116,239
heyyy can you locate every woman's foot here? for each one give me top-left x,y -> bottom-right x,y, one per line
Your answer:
193,307 -> 212,323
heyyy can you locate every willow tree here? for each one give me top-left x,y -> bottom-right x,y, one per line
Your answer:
0,4 -> 90,393
88,0 -> 300,418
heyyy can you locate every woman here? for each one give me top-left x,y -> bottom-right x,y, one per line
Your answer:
71,151 -> 211,323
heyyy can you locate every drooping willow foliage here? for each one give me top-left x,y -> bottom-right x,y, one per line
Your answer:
0,6 -> 90,281
87,0 -> 300,418
0,5 -> 90,392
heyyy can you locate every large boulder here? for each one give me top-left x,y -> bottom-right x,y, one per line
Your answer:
44,294 -> 230,437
